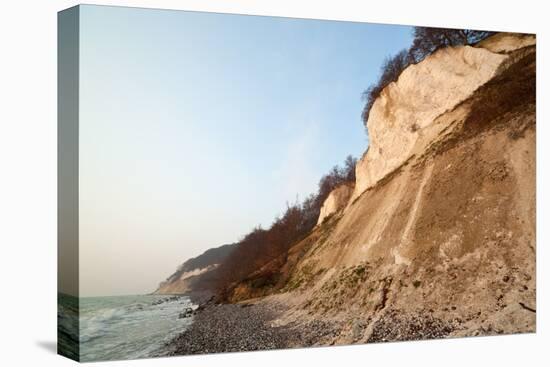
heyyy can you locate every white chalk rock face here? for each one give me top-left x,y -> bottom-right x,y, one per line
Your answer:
352,34 -> 535,201
317,184 -> 354,225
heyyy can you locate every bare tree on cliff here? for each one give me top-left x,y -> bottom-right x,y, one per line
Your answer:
408,27 -> 494,63
344,155 -> 357,182
214,155 -> 358,300
361,49 -> 409,126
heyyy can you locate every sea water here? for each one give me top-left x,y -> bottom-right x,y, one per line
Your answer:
59,294 -> 195,362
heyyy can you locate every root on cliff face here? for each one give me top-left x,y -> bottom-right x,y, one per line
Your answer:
374,277 -> 393,312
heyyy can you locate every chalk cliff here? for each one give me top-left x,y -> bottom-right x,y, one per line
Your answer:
352,33 -> 535,201
159,33 -> 536,344
155,243 -> 236,294
227,33 -> 536,342
317,183 -> 354,225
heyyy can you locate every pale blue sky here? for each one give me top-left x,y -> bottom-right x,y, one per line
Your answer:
77,5 -> 413,296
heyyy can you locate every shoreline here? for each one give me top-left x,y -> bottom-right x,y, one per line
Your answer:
163,294 -> 344,356
164,298 -> 291,355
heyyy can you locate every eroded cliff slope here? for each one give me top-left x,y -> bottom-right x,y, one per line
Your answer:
243,33 -> 536,343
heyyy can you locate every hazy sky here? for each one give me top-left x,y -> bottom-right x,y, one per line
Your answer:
78,5 -> 413,296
